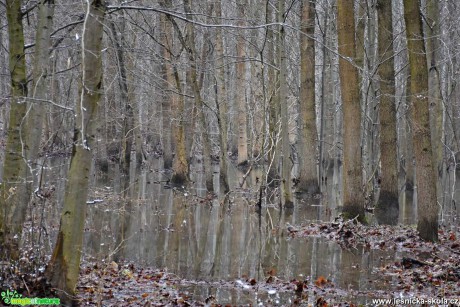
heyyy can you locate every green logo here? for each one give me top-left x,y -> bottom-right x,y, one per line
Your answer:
1,290 -> 60,305
1,290 -> 22,304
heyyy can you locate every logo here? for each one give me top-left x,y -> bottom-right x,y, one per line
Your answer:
1,290 -> 22,304
1,289 -> 60,305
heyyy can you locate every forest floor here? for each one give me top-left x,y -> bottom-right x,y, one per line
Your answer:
73,220 -> 460,306
3,220 -> 460,306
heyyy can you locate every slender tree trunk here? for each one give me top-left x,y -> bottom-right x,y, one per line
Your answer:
279,0 -> 293,207
183,0 -> 213,191
215,0 -> 229,193
403,0 -> 438,241
170,65 -> 189,184
159,12 -> 173,170
298,0 -> 319,194
159,0 -> 188,184
266,1 -> 279,181
337,0 -> 365,219
376,0 -> 398,217
110,17 -> 134,191
0,0 -> 28,261
425,0 -> 443,195
236,0 -> 248,166
21,0 -> 55,202
46,1 -> 106,303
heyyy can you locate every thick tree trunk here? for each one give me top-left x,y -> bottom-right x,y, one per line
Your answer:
0,0 -> 29,261
376,0 -> 399,220
298,0 -> 319,194
404,0 -> 438,241
337,0 -> 365,219
46,1 -> 106,303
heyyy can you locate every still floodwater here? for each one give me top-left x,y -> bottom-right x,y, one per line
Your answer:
36,157 -> 423,304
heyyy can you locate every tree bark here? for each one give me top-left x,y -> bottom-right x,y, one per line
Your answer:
337,0 -> 365,219
159,11 -> 173,170
236,0 -> 248,165
0,0 -> 29,261
46,0 -> 106,303
215,0 -> 229,193
159,0 -> 189,184
109,16 -> 134,192
183,0 -> 213,192
298,0 -> 319,194
403,0 -> 438,241
22,0 -> 55,204
425,0 -> 443,195
279,0 -> 293,208
376,0 -> 399,220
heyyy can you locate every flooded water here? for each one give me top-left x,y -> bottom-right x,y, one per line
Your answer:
30,156 -> 456,304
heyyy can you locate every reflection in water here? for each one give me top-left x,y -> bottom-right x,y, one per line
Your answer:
75,159 -> 400,304
34,156 -> 456,304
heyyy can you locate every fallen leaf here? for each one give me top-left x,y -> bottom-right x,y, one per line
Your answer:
315,276 -> 327,287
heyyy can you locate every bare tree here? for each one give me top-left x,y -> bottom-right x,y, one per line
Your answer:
337,0 -> 365,219
403,0 -> 438,241
0,0 -> 28,261
46,0 -> 106,302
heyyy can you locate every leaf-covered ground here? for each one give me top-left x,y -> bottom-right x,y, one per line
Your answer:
3,220 -> 459,306
74,220 -> 460,306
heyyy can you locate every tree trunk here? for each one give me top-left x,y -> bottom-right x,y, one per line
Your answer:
266,1 -> 279,181
215,0 -> 229,193
425,0 -> 443,196
298,0 -> 319,194
21,0 -> 55,205
236,0 -> 248,166
279,0 -> 293,208
159,12 -> 173,170
337,0 -> 365,219
109,17 -> 134,191
46,1 -> 106,303
0,0 -> 29,261
170,65 -> 189,184
159,0 -> 188,184
183,0 -> 213,192
403,0 -> 438,241
376,0 -> 399,220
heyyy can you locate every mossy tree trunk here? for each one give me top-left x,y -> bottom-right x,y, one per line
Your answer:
46,0 -> 106,303
0,0 -> 28,261
403,0 -> 438,241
